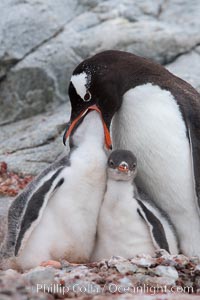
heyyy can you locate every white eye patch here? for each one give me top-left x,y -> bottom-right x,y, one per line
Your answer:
71,72 -> 88,99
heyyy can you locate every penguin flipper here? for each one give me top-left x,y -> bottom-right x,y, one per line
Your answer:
187,125 -> 200,210
14,168 -> 64,256
169,80 -> 200,210
137,199 -> 170,253
2,156 -> 69,258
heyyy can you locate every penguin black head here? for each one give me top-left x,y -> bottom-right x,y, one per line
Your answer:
63,50 -> 138,149
107,150 -> 137,181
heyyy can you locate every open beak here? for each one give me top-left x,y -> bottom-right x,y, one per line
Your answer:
63,105 -> 112,150
118,165 -> 129,173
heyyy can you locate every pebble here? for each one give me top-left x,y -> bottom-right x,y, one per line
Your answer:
153,266 -> 179,280
131,254 -> 157,268
115,261 -> 138,275
23,266 -> 56,286
194,264 -> 200,275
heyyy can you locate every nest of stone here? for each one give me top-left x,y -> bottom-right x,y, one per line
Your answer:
0,162 -> 33,197
0,253 -> 200,299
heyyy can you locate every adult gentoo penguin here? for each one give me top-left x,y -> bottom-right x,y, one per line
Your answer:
63,50 -> 200,256
91,150 -> 179,261
1,110 -> 107,270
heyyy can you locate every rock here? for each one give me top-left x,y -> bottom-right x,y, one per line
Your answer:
131,254 -> 157,268
154,249 -> 171,257
195,276 -> 200,292
0,0 -> 82,76
0,103 -> 70,175
155,254 -> 190,269
0,268 -> 54,300
107,256 -> 129,268
190,257 -> 200,265
159,0 -> 200,29
167,50 -> 200,92
61,265 -> 90,280
0,0 -> 82,123
80,17 -> 200,64
194,264 -> 200,275
115,261 -> 138,275
24,266 -> 57,286
153,265 -> 179,280
172,255 -> 190,267
139,274 -> 177,288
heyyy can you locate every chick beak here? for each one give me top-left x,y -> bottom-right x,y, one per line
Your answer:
63,104 -> 112,150
118,164 -> 129,173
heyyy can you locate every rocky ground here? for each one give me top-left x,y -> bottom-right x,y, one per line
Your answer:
1,253 -> 200,300
1,0 -> 200,299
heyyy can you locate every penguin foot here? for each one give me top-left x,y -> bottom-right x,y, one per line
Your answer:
40,260 -> 62,269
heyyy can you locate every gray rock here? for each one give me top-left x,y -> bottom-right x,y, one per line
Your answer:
159,0 -> 200,30
0,268 -> 54,299
115,261 -> 138,275
0,0 -> 83,123
0,0 -> 82,76
24,266 -> 56,287
131,255 -> 157,268
194,264 -> 200,275
0,28 -> 82,124
148,275 -> 177,288
167,50 -> 200,92
79,17 -> 200,64
153,265 -> 179,280
107,256 -> 128,268
195,276 -> 200,292
0,103 -> 70,175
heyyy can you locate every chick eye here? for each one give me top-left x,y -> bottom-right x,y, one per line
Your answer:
109,160 -> 114,167
83,91 -> 91,102
133,163 -> 137,168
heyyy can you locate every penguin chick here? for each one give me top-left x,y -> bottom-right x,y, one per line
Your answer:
91,150 -> 179,261
1,111 -> 107,270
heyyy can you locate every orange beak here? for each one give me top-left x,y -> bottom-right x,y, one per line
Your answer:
118,165 -> 129,173
64,105 -> 112,150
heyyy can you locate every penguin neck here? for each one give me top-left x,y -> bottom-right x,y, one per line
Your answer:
104,178 -> 140,224
106,177 -> 136,203
70,126 -> 106,166
78,132 -> 104,150
71,112 -> 104,149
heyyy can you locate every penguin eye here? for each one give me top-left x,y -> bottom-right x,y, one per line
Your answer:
83,91 -> 91,102
109,160 -> 114,168
133,163 -> 137,168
